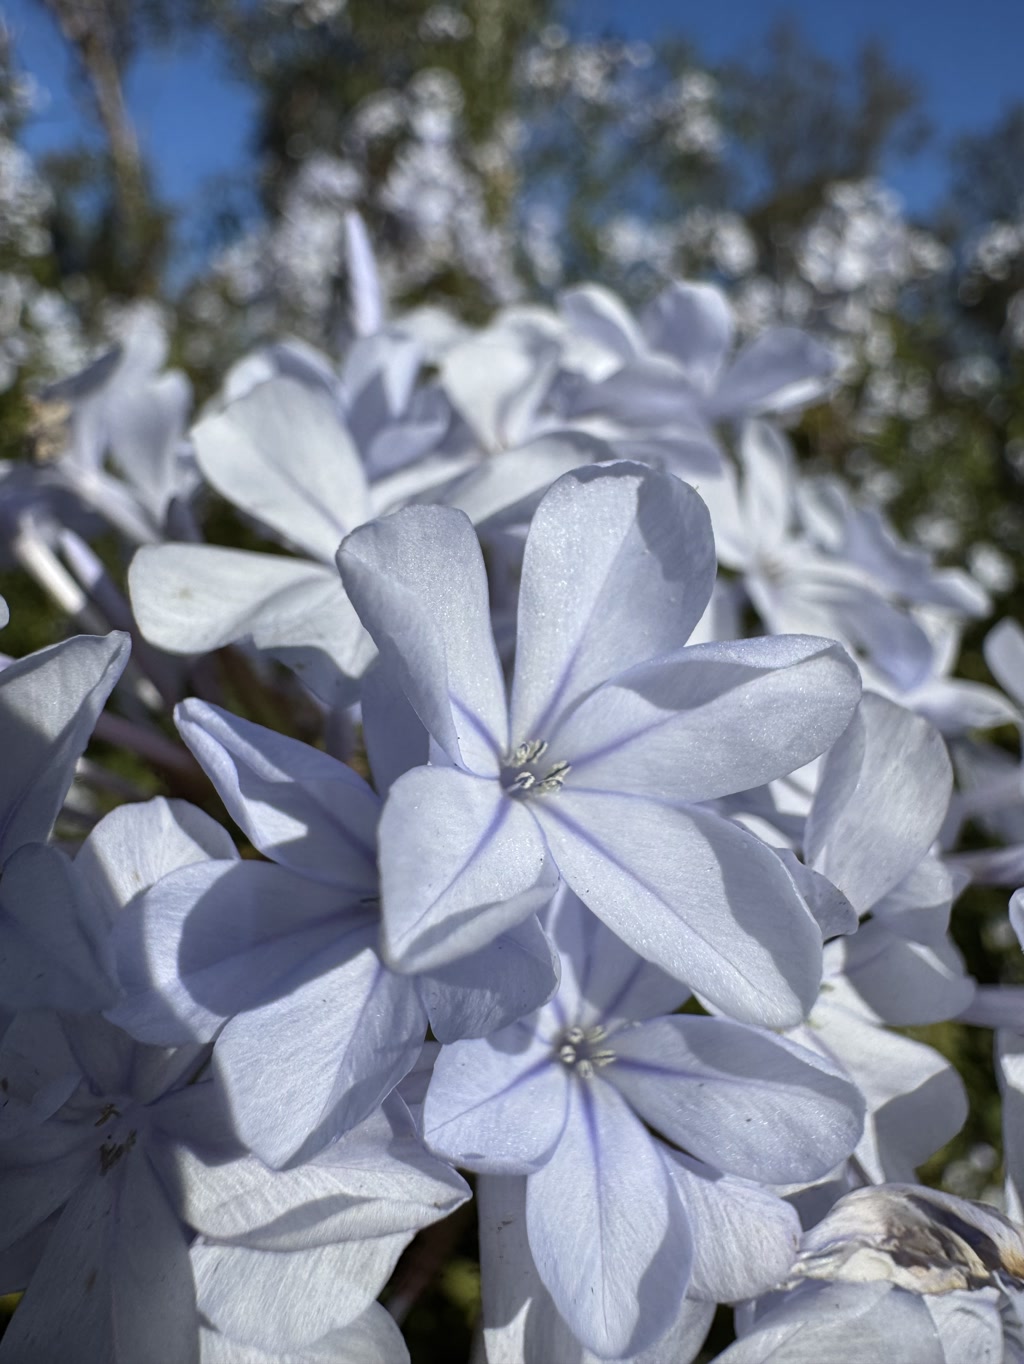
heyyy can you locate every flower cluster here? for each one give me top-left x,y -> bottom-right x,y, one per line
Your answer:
4,225 -> 1024,1363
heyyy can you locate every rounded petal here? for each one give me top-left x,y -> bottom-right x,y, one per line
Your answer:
535,793 -> 822,1026
423,1028 -> 568,1174
611,1016 -> 864,1183
806,693 -> 952,914
526,1080 -> 692,1358
555,634 -> 862,804
129,545 -> 373,700
192,376 -> 368,561
663,1149 -> 801,1303
175,700 -> 379,892
378,767 -> 557,973
510,463 -> 716,742
338,506 -> 507,771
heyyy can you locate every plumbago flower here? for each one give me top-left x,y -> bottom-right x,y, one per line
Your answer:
1,790 -> 470,1364
338,461 -> 862,1025
40,303 -> 197,544
423,887 -> 864,1358
777,694 -> 972,1197
110,701 -> 558,1168
129,374 -> 381,704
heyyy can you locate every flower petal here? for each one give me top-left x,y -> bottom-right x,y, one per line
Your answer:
176,1098 -> 468,1249
526,1079 -> 692,1358
535,793 -> 821,1026
212,933 -> 426,1167
109,860 -> 358,1044
510,463 -> 715,742
0,843 -> 117,1012
175,700 -> 379,892
477,1173 -> 714,1364
805,693 -> 952,915
192,376 -> 368,561
0,632 -> 129,862
610,1016 -> 864,1183
378,767 -> 557,972
129,545 -> 372,701
710,327 -> 837,419
662,1149 -> 800,1303
555,634 -> 861,804
423,1027 -> 568,1174
1,1159 -> 197,1364
640,280 -> 733,389
418,915 -> 560,1042
338,506 -> 507,770
75,796 -> 237,921
191,1238 -> 406,1353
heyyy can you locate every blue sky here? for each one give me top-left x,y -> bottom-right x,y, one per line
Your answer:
4,0 -> 1023,262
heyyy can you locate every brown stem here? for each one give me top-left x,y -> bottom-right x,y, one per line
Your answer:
384,1202 -> 476,1326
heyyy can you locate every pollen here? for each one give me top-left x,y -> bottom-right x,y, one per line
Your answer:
503,738 -> 571,796
555,1023 -> 616,1078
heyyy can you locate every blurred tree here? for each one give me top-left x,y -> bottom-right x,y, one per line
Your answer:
26,0 -> 211,301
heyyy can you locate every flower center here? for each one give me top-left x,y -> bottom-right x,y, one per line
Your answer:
501,739 -> 571,797
94,1100 -> 139,1175
555,1024 -> 616,1080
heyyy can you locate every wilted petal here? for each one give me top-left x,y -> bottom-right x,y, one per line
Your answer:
338,506 -> 507,770
192,377 -> 368,561
510,464 -> 716,741
378,767 -> 556,972
526,1079 -> 692,1358
535,793 -> 821,1026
